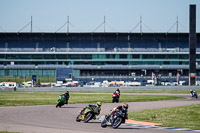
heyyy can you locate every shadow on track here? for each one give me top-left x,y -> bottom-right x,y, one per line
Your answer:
56,106 -> 80,109
86,121 -> 101,124
106,127 -> 142,130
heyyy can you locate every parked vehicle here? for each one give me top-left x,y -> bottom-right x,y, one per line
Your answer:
83,81 -> 101,87
55,81 -> 63,87
125,81 -> 141,86
102,80 -> 109,87
0,82 -> 17,89
55,83 -> 62,87
109,81 -> 124,87
161,81 -> 172,86
196,80 -> 200,86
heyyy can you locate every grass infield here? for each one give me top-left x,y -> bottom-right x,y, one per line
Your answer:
129,104 -> 200,130
0,91 -> 184,106
0,131 -> 19,133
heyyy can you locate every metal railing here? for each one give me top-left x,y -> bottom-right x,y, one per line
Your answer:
0,47 -> 193,53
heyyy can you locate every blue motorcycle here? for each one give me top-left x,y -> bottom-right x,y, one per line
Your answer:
190,90 -> 198,99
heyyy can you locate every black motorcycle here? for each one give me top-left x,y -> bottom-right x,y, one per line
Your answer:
101,108 -> 128,129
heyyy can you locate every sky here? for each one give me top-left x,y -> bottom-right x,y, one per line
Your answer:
0,0 -> 199,33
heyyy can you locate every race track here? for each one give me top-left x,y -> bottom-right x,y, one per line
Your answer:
0,94 -> 199,133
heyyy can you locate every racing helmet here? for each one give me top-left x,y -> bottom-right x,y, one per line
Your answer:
123,103 -> 128,109
96,102 -> 102,108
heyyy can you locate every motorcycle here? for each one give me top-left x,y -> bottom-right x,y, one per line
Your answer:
76,106 -> 97,123
112,92 -> 120,103
191,91 -> 198,99
101,108 -> 128,129
56,95 -> 68,108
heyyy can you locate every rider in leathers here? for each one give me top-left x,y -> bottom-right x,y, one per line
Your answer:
60,91 -> 70,104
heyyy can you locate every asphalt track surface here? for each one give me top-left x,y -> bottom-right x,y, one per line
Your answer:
0,94 -> 200,133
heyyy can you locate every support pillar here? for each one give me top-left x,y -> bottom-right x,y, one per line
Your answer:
189,5 -> 196,86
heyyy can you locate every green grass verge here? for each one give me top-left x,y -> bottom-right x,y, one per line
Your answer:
120,90 -> 194,94
0,131 -> 19,133
0,91 -> 184,106
129,104 -> 200,130
70,90 -> 194,94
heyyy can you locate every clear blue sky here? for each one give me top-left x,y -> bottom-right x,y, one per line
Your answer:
0,0 -> 199,33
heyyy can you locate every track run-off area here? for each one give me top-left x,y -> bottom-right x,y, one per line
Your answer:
0,86 -> 200,133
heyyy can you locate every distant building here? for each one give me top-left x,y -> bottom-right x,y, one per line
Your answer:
0,32 -> 199,82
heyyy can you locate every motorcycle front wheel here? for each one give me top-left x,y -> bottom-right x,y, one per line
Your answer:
101,119 -> 107,128
76,114 -> 81,122
56,102 -> 61,108
112,117 -> 123,129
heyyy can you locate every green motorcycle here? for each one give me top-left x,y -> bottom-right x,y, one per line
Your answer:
56,95 -> 67,108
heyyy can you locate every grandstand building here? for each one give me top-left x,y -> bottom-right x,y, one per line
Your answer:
0,32 -> 200,83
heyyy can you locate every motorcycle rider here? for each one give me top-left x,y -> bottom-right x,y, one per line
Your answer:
112,88 -> 120,103
105,103 -> 128,121
60,91 -> 70,104
81,102 -> 102,119
115,88 -> 120,95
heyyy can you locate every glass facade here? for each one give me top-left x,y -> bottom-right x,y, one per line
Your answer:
0,54 -> 191,60
0,70 -> 55,77
0,53 -> 193,77
0,53 -> 194,67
